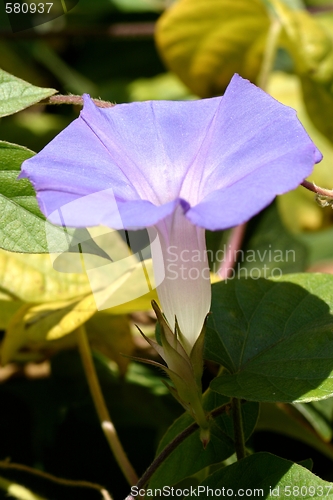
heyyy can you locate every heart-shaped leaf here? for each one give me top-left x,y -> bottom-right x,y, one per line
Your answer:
201,452 -> 333,498
207,274 -> 333,403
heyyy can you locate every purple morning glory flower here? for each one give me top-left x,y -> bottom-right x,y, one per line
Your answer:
19,74 -> 321,355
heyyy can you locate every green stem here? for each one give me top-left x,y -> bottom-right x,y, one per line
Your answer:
124,402 -> 232,500
75,325 -> 138,486
257,16 -> 282,91
232,398 -> 246,461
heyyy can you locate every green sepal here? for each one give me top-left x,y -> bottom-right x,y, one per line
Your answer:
190,315 -> 208,388
141,301 -> 210,442
152,300 -> 188,358
151,301 -> 194,379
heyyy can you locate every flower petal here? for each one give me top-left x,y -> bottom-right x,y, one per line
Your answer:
19,115 -> 139,204
182,74 -> 321,223
36,185 -> 179,230
20,74 -> 321,233
187,146 -> 317,230
20,94 -> 224,221
78,95 -> 225,207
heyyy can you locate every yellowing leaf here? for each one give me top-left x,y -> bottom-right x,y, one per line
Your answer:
1,297 -> 93,364
0,249 -> 91,303
268,71 -> 333,231
155,0 -> 270,97
270,0 -> 333,142
86,314 -> 135,375
271,0 -> 333,78
1,300 -> 135,373
102,258 -> 158,314
0,258 -> 158,363
0,475 -> 47,500
0,299 -> 23,329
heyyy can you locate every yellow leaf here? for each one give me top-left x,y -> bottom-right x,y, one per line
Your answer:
102,258 -> 158,314
0,259 -> 158,363
0,299 -> 23,329
268,71 -> 333,231
270,0 -> 333,143
0,475 -> 47,500
0,249 -> 91,303
155,0 -> 270,97
86,314 -> 134,375
50,226 -> 158,312
270,0 -> 333,79
1,296 -> 93,364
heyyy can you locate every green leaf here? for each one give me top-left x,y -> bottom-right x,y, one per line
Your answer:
297,228 -> 333,266
0,141 -> 76,253
155,0 -> 270,97
0,254 -> 154,362
201,452 -> 333,498
297,458 -> 313,471
0,68 -> 56,117
208,273 -> 333,402
148,391 -> 259,489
